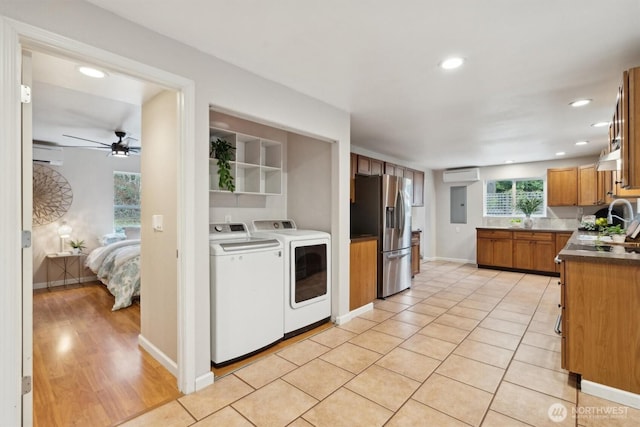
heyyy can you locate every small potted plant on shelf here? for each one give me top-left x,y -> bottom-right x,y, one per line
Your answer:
69,239 -> 86,254
515,196 -> 543,229
210,137 -> 235,192
602,224 -> 626,243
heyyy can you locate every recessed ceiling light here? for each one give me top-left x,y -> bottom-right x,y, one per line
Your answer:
439,57 -> 465,70
556,152 -> 566,156
575,141 -> 589,146
569,99 -> 591,107
591,121 -> 610,128
77,66 -> 107,79
504,160 -> 514,164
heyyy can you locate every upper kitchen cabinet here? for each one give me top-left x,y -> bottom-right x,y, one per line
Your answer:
385,162 -> 405,177
577,164 -> 606,206
356,155 -> 383,176
412,170 -> 424,206
209,127 -> 282,195
547,167 -> 578,206
615,67 -> 640,189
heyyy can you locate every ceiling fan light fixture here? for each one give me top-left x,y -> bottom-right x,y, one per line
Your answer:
111,142 -> 129,157
78,66 -> 107,79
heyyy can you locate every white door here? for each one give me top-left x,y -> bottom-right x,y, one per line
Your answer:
22,49 -> 34,426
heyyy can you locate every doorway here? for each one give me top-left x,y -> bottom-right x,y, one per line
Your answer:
26,46 -> 182,424
0,19 -> 199,426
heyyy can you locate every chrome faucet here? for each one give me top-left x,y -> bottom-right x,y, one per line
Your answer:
607,198 -> 635,225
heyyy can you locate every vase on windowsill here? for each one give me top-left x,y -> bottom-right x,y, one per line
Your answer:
523,215 -> 533,229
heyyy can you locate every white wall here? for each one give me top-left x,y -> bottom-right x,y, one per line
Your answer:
140,90 -> 179,364
32,147 -> 140,287
287,133 -> 332,232
434,155 -> 600,263
1,1 -> 351,397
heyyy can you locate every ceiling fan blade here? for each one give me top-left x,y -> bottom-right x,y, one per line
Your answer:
62,134 -> 111,147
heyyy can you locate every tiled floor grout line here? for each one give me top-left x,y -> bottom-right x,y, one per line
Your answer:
175,263 -> 574,427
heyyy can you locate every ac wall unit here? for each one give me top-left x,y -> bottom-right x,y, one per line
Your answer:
442,168 -> 480,183
33,144 -> 63,166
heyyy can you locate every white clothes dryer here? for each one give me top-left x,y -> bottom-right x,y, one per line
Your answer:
252,219 -> 331,338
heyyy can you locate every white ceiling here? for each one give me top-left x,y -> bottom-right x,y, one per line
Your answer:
40,1 -> 640,169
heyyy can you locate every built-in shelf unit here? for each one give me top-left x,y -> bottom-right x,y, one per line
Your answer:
209,127 -> 283,195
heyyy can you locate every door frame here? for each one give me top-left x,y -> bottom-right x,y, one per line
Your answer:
0,16 -> 199,425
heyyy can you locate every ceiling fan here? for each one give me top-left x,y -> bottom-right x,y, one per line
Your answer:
62,130 -> 140,156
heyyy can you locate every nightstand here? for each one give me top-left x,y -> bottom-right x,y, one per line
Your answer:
46,252 -> 84,288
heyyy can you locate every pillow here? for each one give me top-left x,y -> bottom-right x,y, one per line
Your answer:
100,232 -> 126,246
123,226 -> 141,239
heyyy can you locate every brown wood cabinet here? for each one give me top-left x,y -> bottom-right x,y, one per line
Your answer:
476,229 -> 513,268
411,231 -> 421,277
554,232 -> 572,273
385,162 -> 405,177
547,167 -> 578,206
512,231 -> 556,273
349,238 -> 378,310
616,67 -> 640,189
577,164 -> 606,206
477,228 -> 573,275
560,259 -> 640,394
350,152 -> 425,206
357,155 -> 383,176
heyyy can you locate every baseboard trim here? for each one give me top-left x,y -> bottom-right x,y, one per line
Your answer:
433,256 -> 475,264
33,275 -> 98,290
138,334 -> 178,377
581,380 -> 640,409
334,302 -> 373,325
195,371 -> 214,391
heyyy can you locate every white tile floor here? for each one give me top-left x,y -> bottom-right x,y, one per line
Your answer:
121,261 -> 640,426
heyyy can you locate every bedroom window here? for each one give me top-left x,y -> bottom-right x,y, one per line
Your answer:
114,172 -> 141,230
484,178 -> 545,216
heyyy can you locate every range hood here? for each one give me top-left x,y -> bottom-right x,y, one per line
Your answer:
596,149 -> 620,171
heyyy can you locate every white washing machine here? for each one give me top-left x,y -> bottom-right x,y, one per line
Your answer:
252,219 -> 331,338
209,223 -> 284,366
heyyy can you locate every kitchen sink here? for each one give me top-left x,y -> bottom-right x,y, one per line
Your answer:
577,234 -> 612,242
567,243 -> 640,254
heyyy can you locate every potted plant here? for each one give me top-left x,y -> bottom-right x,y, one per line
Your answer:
69,239 -> 86,254
210,137 -> 235,192
515,196 -> 543,228
603,224 -> 626,243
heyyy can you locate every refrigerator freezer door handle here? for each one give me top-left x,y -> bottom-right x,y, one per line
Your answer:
387,252 -> 410,260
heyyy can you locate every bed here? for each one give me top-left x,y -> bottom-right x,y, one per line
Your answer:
85,238 -> 141,311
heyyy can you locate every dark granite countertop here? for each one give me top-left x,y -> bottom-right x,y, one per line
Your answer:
557,231 -> 640,265
350,234 -> 378,243
476,226 -> 575,233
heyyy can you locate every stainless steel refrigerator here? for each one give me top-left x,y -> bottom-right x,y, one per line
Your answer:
352,174 -> 412,298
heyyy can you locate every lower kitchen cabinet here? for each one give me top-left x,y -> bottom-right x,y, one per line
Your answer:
560,259 -> 640,394
554,232 -> 572,273
512,231 -> 556,273
477,228 -> 573,276
350,237 -> 377,310
411,230 -> 421,277
476,229 -> 513,268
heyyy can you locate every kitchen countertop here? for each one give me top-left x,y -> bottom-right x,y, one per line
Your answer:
476,226 -> 575,233
350,234 -> 378,243
557,231 -> 640,265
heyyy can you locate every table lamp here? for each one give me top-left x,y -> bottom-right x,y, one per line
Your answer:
57,221 -> 72,253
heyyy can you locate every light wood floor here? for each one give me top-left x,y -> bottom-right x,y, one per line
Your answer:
33,283 -> 181,427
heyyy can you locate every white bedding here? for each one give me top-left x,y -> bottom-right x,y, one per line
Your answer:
85,239 -> 141,310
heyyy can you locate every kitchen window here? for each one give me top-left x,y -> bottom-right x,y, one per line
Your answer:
484,178 -> 545,216
114,171 -> 141,230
